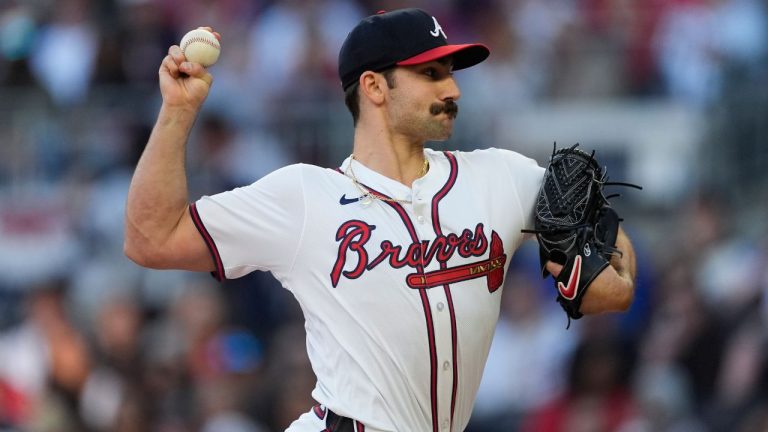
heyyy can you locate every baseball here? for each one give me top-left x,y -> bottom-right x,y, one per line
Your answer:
180,28 -> 221,67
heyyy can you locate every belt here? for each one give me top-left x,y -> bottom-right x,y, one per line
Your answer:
315,404 -> 366,432
326,409 -> 356,432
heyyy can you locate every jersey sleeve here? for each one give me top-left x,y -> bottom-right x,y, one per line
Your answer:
496,148 -> 545,236
190,164 -> 306,282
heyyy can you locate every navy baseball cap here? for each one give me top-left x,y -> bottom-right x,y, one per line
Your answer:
338,8 -> 490,90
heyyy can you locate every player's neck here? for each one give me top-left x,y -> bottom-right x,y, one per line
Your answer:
352,128 -> 428,187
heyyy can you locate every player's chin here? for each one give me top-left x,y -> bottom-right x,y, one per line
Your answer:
442,115 -> 458,132
429,129 -> 453,141
423,119 -> 454,141
435,124 -> 453,141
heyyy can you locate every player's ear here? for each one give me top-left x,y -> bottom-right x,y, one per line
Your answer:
359,71 -> 386,105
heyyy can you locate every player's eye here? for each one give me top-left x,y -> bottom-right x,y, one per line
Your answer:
422,66 -> 454,80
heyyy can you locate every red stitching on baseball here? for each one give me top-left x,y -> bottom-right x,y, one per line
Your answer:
182,36 -> 220,52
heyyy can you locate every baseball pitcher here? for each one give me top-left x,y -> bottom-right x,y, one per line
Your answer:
124,8 -> 637,432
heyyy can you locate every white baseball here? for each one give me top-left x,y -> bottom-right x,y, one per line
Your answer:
180,28 -> 221,67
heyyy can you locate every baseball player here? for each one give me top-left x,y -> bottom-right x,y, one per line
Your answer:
124,9 -> 637,432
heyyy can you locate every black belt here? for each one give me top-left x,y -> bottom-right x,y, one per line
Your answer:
314,403 -> 365,432
326,409 -> 356,432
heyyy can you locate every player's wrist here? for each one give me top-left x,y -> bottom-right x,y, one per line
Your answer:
157,103 -> 200,127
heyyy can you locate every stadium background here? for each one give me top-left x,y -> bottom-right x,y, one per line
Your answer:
0,0 -> 767,430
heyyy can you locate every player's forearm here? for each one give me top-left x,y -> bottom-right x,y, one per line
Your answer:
124,105 -> 198,266
612,228 -> 636,281
580,228 -> 636,314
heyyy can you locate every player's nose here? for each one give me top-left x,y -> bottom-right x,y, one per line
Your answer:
441,75 -> 461,101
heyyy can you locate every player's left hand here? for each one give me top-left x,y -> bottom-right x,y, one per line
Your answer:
545,261 -> 563,278
524,144 -> 640,322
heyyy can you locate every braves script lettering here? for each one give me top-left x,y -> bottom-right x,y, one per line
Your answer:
330,220 -> 375,286
331,221 -> 492,287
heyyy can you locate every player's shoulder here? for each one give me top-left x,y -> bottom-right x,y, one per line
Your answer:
255,162 -> 351,185
260,162 -> 352,191
261,162 -> 327,180
445,147 -> 542,170
240,163 -> 324,192
250,162 -> 304,184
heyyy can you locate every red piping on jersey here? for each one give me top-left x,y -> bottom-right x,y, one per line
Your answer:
313,404 -> 327,420
337,160 -> 467,432
189,203 -> 225,281
382,197 -> 439,432
432,151 -> 460,430
358,181 -> 440,432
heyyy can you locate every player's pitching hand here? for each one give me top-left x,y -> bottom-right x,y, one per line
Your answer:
159,27 -> 221,110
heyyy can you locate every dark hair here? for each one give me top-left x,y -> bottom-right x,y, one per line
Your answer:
344,68 -> 397,126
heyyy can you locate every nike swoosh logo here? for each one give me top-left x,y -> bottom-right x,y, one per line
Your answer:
430,29 -> 441,37
557,255 -> 582,300
339,194 -> 363,205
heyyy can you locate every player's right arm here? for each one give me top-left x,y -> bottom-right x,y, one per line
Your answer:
124,37 -> 219,271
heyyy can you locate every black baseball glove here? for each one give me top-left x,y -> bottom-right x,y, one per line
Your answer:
523,144 -> 640,324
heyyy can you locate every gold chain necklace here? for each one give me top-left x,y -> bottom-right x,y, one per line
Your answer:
345,154 -> 429,205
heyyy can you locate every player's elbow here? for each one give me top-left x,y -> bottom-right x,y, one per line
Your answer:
123,214 -> 173,269
124,235 -> 167,269
611,279 -> 635,312
615,291 -> 633,312
124,239 -> 152,268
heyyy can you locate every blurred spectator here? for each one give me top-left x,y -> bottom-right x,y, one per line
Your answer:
79,294 -> 147,431
643,261 -> 730,417
29,0 -> 99,106
509,0 -> 579,98
245,0 -> 362,110
198,329 -> 267,432
0,279 -> 91,430
113,0 -> 176,86
257,323 -> 316,431
519,336 -> 640,432
673,192 -> 763,320
705,316 -> 768,431
631,266 -> 708,431
187,114 -> 294,197
0,1 -> 38,87
456,1 -> 541,147
0,194 -> 82,288
654,0 -> 768,108
695,234 -> 763,318
199,378 -> 267,432
468,270 -> 577,432
548,1 -> 626,98
606,0 -> 670,96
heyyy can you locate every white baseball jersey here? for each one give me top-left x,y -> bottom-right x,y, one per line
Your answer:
191,148 -> 544,432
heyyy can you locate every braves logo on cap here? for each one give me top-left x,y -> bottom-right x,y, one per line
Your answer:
429,16 -> 446,38
337,8 -> 490,90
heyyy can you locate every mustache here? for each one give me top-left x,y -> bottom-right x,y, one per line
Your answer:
429,100 -> 459,118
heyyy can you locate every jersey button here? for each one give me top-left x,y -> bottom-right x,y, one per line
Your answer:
443,361 -> 450,371
417,215 -> 425,223
436,302 -> 445,311
442,419 -> 449,429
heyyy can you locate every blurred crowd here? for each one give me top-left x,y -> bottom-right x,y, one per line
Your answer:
1,0 -> 768,431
